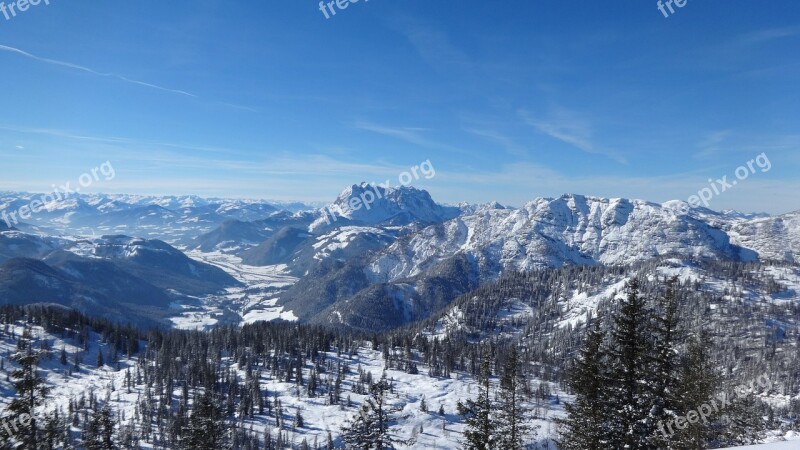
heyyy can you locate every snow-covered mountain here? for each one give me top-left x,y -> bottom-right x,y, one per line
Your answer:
309,183 -> 460,231
705,210 -> 800,262
3,187 -> 800,331
272,192 -> 800,330
0,230 -> 66,264
1,188 -> 799,448
0,229 -> 241,325
0,192 -> 317,242
197,184 -> 461,273
365,194 -> 760,284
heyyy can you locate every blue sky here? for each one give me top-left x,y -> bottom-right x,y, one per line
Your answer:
0,0 -> 799,213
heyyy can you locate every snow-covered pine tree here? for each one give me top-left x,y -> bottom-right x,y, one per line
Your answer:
606,279 -> 653,449
714,366 -> 767,446
6,328 -> 49,450
495,348 -> 532,450
40,411 -> 65,450
717,383 -> 768,446
84,406 -> 115,450
457,357 -> 494,450
181,390 -> 227,450
557,320 -> 610,450
671,334 -> 717,448
341,374 -> 398,449
646,277 -> 685,449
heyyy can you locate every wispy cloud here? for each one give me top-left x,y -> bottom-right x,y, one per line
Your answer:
693,131 -> 800,164
0,124 -> 248,156
0,44 -> 197,98
695,130 -> 733,159
354,120 -> 472,155
395,20 -> 472,74
693,26 -> 800,72
1,123 -> 431,178
217,102 -> 259,113
463,127 -> 527,157
354,121 -> 433,146
519,107 -> 627,164
520,109 -> 592,151
737,26 -> 800,46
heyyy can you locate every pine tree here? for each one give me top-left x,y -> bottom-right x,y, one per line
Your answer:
7,330 -> 49,450
720,393 -> 767,445
647,277 -> 685,449
495,349 -> 531,450
40,412 -> 64,450
182,390 -> 227,450
606,279 -> 653,449
670,334 -> 717,448
84,406 -> 115,450
558,321 -> 610,450
457,358 -> 494,450
341,374 -> 398,449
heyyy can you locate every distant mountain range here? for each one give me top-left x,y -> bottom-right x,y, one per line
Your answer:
0,233 -> 239,326
1,186 -> 799,330
0,192 -> 317,242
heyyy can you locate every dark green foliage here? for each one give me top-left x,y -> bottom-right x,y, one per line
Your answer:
342,374 -> 399,449
560,278 -> 732,450
495,349 -> 532,450
83,406 -> 115,450
605,279 -> 653,448
557,321 -> 610,450
182,391 -> 227,450
5,329 -> 49,450
457,358 -> 494,450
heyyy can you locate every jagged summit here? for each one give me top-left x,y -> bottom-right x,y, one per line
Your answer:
310,183 -> 459,230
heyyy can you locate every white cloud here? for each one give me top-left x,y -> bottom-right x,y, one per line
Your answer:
519,107 -> 627,164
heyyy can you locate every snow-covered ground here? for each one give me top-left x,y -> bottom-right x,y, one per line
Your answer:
0,320 -> 564,449
720,437 -> 800,449
170,251 -> 299,329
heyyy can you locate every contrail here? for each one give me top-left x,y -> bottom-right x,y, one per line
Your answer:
0,43 -> 197,98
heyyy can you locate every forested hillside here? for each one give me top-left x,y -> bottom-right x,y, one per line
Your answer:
1,257 -> 799,449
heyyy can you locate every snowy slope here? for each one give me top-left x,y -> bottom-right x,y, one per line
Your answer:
0,318 -> 564,449
170,250 -> 300,329
720,438 -> 800,449
426,258 -> 800,349
310,184 -> 459,231
365,194 -> 780,284
0,191 -> 311,242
